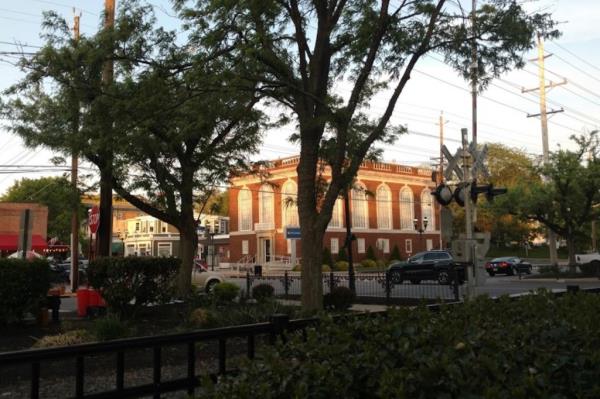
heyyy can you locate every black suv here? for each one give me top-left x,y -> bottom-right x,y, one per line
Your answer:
387,250 -> 464,285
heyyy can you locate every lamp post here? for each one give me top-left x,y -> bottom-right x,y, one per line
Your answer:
414,216 -> 429,252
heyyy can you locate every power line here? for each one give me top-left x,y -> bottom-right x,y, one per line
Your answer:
550,52 -> 600,85
29,0 -> 99,17
551,41 -> 600,75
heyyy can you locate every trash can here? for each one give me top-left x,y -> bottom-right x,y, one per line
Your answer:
254,264 -> 262,277
76,288 -> 90,317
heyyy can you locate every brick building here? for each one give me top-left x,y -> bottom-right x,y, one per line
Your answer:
0,202 -> 48,255
228,156 -> 442,267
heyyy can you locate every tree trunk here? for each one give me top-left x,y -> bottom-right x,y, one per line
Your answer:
567,236 -> 577,274
300,223 -> 324,311
96,165 -> 113,257
177,223 -> 197,297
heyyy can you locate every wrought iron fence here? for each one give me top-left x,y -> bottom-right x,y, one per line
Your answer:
239,269 -> 464,304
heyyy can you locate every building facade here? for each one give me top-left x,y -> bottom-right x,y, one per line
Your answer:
123,215 -> 181,257
228,156 -> 442,266
0,202 -> 48,256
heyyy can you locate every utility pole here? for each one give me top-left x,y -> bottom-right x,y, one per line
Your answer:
97,0 -> 116,257
438,112 -> 445,183
70,10 -> 81,291
522,33 -> 566,266
471,0 -> 478,148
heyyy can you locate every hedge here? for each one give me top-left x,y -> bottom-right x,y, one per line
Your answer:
88,257 -> 180,317
202,291 -> 600,398
0,258 -> 50,324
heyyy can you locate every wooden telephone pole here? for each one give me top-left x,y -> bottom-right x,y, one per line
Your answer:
70,10 -> 81,292
97,0 -> 116,258
522,33 -> 566,266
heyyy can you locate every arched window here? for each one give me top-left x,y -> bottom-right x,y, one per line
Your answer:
281,180 -> 299,227
421,188 -> 435,231
352,184 -> 368,229
399,187 -> 414,230
238,188 -> 252,231
329,198 -> 344,228
259,184 -> 274,226
376,184 -> 392,229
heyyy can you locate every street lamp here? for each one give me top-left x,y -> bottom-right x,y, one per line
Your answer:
414,216 -> 429,252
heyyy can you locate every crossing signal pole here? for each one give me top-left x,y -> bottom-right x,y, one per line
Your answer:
522,33 -> 566,267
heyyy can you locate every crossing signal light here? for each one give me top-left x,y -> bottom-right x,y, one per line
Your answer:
432,183 -> 453,206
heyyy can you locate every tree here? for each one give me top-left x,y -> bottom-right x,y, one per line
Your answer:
500,133 -> 600,269
2,4 -> 263,295
179,0 -> 558,310
1,177 -> 84,243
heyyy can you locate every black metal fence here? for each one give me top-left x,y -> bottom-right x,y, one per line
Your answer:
239,269 -> 465,304
0,314 -> 317,399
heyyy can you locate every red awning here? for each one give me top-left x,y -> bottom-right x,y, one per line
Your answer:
0,234 -> 48,251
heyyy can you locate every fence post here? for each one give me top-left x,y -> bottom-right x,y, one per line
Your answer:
246,271 -> 251,299
269,313 -> 290,344
329,271 -> 335,293
452,266 -> 460,302
284,271 -> 289,299
385,270 -> 391,306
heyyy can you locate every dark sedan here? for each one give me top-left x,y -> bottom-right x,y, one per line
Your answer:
387,250 -> 465,285
485,257 -> 532,276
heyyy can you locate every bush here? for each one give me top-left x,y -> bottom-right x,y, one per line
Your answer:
33,330 -> 91,348
334,261 -> 349,271
87,257 -> 180,317
366,245 -> 376,261
292,264 -> 331,272
203,292 -> 600,398
389,244 -> 402,262
323,286 -> 356,311
336,248 -> 348,262
360,259 -> 377,268
0,258 -> 50,324
189,308 -> 219,328
292,263 -> 301,271
92,317 -> 129,341
252,283 -> 275,302
212,282 -> 240,303
322,264 -> 331,272
322,247 -> 334,269
376,259 -> 387,269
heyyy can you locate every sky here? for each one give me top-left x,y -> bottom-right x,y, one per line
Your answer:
0,0 -> 599,196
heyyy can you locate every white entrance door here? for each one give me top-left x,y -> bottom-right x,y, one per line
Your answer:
258,237 -> 272,264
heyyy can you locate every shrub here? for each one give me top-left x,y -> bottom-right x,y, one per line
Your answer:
334,261 -> 349,271
33,330 -> 91,348
322,264 -> 331,272
0,258 -> 50,324
292,263 -> 301,271
293,264 -> 331,272
203,292 -> 600,398
366,245 -> 376,261
212,282 -> 240,303
360,259 -> 377,268
322,247 -> 334,269
336,248 -> 348,262
376,259 -> 386,269
92,317 -> 129,341
252,283 -> 275,302
389,244 -> 402,262
189,308 -> 219,328
323,286 -> 356,311
87,257 -> 180,317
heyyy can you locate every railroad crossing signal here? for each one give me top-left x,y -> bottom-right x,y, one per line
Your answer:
441,145 -> 463,181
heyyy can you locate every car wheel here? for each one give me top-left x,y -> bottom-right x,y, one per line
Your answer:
390,271 -> 403,284
527,265 -> 532,275
410,279 -> 421,285
487,271 -> 495,277
205,279 -> 219,293
437,271 -> 450,285
510,267 -> 517,276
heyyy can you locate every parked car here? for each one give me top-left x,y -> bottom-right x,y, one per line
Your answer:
192,268 -> 225,292
485,257 -> 532,276
575,252 -> 600,267
387,250 -> 464,285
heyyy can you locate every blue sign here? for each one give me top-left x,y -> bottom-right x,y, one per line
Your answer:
285,227 -> 301,240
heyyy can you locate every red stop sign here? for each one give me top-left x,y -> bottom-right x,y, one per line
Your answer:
89,205 -> 100,234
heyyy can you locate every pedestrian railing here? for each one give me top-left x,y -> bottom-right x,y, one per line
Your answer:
0,314 -> 317,399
